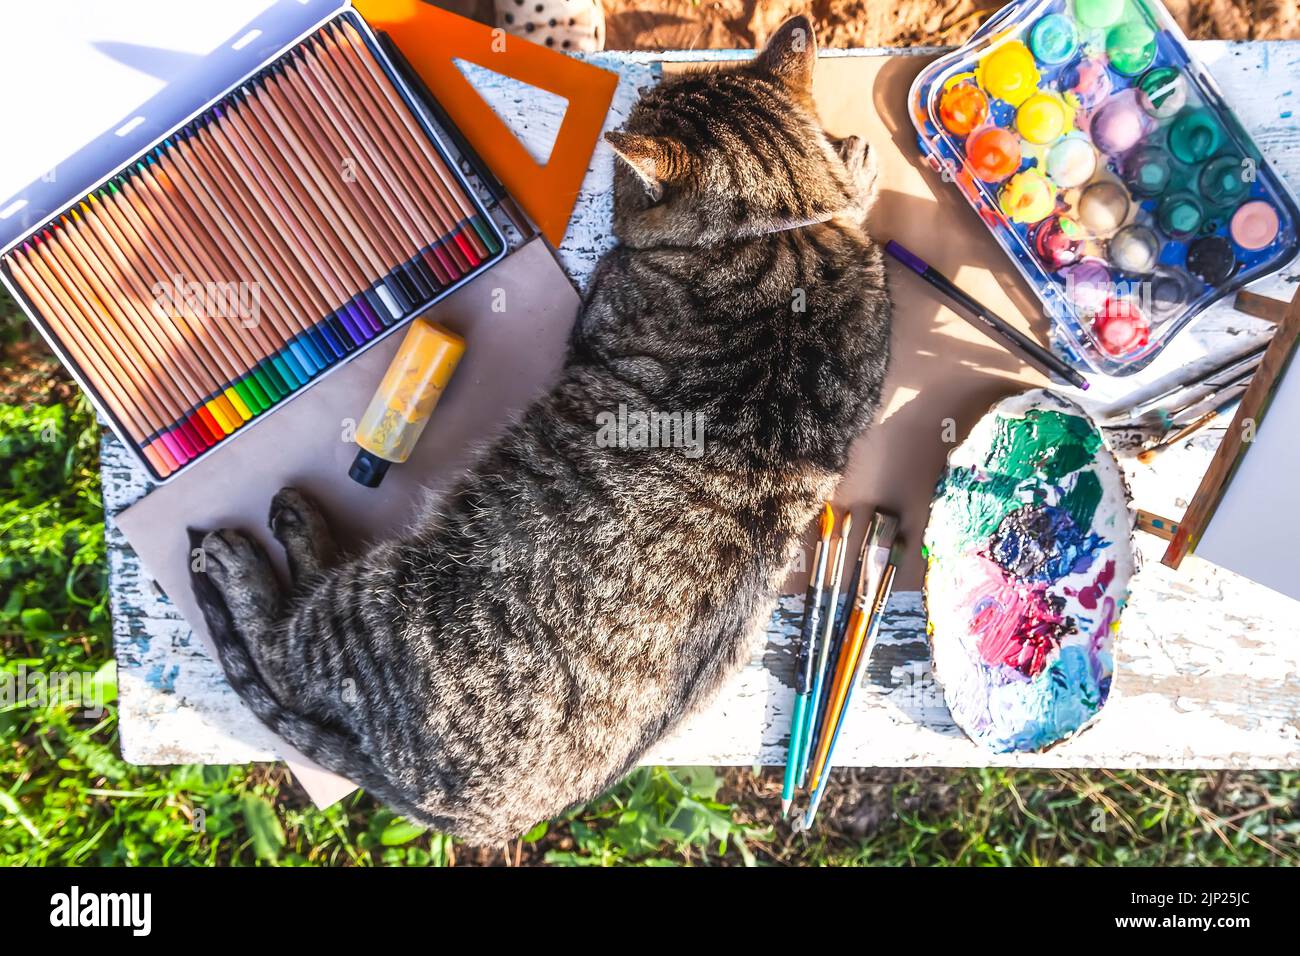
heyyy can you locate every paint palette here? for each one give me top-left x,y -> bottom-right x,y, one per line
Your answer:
909,0 -> 1300,376
924,389 -> 1135,752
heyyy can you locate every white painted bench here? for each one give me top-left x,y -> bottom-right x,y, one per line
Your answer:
106,44 -> 1300,773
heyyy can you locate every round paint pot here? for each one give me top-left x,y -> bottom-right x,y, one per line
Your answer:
1136,66 -> 1187,119
1000,169 -> 1057,223
1078,181 -> 1131,234
966,126 -> 1022,181
1122,144 -> 1173,198
976,40 -> 1040,106
1092,297 -> 1151,356
1230,200 -> 1282,250
1062,57 -> 1113,109
1168,108 -> 1223,164
1061,257 -> 1112,311
1029,14 -> 1079,65
938,83 -> 990,136
1090,90 -> 1148,155
1156,191 -> 1204,239
1149,267 -> 1194,319
1105,20 -> 1157,76
1046,134 -> 1098,188
1016,92 -> 1068,145
1185,235 -> 1238,285
1032,215 -> 1085,268
1198,155 -> 1251,209
1075,0 -> 1125,29
1108,224 -> 1160,273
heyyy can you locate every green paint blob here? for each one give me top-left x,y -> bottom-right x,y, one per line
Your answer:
987,409 -> 1102,483
1106,20 -> 1157,76
1074,0 -> 1125,29
1168,108 -> 1222,163
939,409 -> 1103,550
1060,469 -> 1103,532
1198,155 -> 1250,208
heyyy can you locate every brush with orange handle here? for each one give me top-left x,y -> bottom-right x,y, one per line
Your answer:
805,513 -> 897,794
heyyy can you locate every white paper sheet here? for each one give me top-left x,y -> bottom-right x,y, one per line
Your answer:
1196,357 -> 1300,603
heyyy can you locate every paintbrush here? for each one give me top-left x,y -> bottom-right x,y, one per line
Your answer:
796,511 -> 851,790
1138,395 -> 1242,464
781,503 -> 834,818
802,553 -> 899,831
804,512 -> 897,794
1112,343 -> 1266,424
814,509 -> 874,728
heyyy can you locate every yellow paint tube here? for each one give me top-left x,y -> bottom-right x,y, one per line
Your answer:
349,319 -> 465,487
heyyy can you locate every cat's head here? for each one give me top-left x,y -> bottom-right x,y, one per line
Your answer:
604,16 -> 859,247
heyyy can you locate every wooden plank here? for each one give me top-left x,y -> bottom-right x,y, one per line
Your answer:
106,43 -> 1300,770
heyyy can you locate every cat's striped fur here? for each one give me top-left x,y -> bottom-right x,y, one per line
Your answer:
190,16 -> 891,843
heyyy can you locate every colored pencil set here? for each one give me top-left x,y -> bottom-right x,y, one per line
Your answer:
782,505 -> 900,829
0,16 -> 502,481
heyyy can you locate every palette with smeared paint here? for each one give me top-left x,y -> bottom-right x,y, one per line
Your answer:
924,389 -> 1135,753
909,0 -> 1300,376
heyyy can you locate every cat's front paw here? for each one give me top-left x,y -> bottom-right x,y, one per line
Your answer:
268,487 -> 338,584
832,135 -> 879,224
199,529 -> 282,627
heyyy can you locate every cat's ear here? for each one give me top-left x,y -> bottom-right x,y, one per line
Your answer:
605,131 -> 693,199
756,15 -> 818,93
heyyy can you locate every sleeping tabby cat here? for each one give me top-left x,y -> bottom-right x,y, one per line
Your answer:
191,16 -> 891,843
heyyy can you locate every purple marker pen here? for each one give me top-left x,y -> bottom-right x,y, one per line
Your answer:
885,240 -> 1090,391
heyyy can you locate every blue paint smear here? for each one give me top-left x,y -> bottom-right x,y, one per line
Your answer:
146,663 -> 179,694
984,645 -> 1107,752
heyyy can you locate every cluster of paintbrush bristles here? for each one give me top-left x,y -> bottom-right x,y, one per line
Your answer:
2,18 -> 498,479
1106,342 -> 1264,463
783,504 -> 901,830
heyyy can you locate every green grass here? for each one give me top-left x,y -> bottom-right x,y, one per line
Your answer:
1,289 -> 1296,866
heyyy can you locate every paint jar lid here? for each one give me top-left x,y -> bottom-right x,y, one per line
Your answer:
349,448 -> 392,488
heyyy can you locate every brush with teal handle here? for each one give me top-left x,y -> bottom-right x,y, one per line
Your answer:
781,504 -> 833,819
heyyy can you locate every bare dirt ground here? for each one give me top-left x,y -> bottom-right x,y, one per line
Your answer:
600,0 -> 1300,50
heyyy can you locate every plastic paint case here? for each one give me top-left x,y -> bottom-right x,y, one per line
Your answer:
909,0 -> 1300,376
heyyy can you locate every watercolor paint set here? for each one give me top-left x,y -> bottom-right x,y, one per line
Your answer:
909,0 -> 1300,376
0,6 -> 505,482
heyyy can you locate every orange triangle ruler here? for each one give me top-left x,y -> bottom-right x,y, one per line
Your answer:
354,0 -> 618,247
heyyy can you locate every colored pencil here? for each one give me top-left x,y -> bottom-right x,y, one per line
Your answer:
0,16 -> 498,480
781,503 -> 834,818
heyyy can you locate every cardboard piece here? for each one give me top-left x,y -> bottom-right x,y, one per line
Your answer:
116,236 -> 581,803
